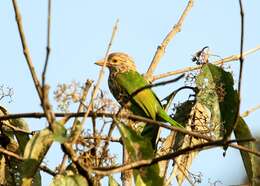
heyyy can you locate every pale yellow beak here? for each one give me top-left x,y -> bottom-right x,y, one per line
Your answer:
95,59 -> 106,66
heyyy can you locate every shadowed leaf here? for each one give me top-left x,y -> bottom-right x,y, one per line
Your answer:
116,119 -> 163,186
0,106 -> 41,186
234,117 -> 260,185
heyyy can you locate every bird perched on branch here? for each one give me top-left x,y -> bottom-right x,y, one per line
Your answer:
95,52 -> 183,145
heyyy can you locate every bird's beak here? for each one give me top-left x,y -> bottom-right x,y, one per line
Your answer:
95,59 -> 106,66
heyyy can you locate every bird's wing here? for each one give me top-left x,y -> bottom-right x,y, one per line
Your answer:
116,71 -> 160,120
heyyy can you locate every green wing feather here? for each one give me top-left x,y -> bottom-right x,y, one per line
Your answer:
116,71 -> 159,119
115,71 -> 183,128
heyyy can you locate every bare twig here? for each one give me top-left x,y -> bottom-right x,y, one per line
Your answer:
238,0 -> 245,94
72,19 -> 119,144
40,164 -> 56,176
42,0 -> 52,88
145,0 -> 194,81
57,154 -> 68,174
71,80 -> 93,132
84,135 -> 121,143
225,0 -> 245,141
152,46 -> 260,81
2,121 -> 32,134
0,146 -> 23,160
98,122 -> 116,166
241,104 -> 260,117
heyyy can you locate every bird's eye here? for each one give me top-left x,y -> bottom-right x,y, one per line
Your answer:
112,59 -> 117,63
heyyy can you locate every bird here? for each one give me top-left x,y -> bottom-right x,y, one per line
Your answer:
95,52 -> 183,145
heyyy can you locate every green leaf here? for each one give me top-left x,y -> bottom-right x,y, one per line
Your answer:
172,100 -> 195,150
234,117 -> 260,185
108,175 -> 120,186
10,118 -> 30,154
196,64 -> 239,138
50,175 -> 88,186
22,128 -> 53,186
0,107 -> 41,186
53,121 -> 69,143
116,119 -> 163,186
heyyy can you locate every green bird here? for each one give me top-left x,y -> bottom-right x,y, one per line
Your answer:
95,52 -> 183,145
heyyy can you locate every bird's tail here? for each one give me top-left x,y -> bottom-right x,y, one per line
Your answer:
157,109 -> 184,128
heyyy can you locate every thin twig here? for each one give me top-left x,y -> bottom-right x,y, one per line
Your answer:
145,0 -> 194,81
0,146 -> 23,160
152,46 -> 260,81
42,0 -> 52,88
40,164 -> 56,176
241,104 -> 260,117
98,122 -> 116,166
238,0 -> 245,94
71,80 -> 93,132
84,135 -> 121,143
225,0 -> 245,141
57,154 -> 68,174
2,121 -> 32,134
71,19 -> 119,144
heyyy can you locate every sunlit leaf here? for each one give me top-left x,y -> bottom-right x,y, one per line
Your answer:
22,128 -> 53,186
196,63 -> 239,138
108,175 -> 120,186
53,120 -> 69,143
50,175 -> 88,186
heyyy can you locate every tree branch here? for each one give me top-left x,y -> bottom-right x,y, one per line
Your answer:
92,138 -> 260,175
241,104 -> 260,117
145,0 -> 194,81
42,0 -> 52,88
152,46 -> 260,81
71,19 -> 119,144
12,0 -> 42,98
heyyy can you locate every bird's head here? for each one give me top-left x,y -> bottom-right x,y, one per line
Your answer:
95,52 -> 137,72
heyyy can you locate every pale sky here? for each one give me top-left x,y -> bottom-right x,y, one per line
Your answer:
1,1 -> 260,185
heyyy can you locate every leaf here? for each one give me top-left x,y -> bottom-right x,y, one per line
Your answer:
0,107 -> 41,186
10,118 -> 30,154
157,100 -> 195,179
234,117 -> 260,185
22,128 -> 53,186
108,175 -> 120,186
196,64 -> 239,138
53,120 -> 69,143
171,103 -> 210,185
116,119 -> 163,186
50,175 -> 88,186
